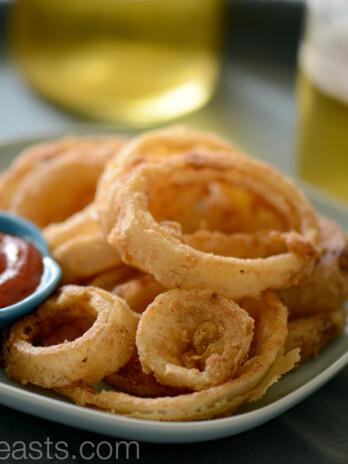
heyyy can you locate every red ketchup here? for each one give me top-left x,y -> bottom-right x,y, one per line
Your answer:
0,233 -> 43,308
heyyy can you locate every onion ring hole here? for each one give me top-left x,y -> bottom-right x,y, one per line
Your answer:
26,305 -> 97,347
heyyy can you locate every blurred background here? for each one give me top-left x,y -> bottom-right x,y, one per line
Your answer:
0,0 -> 308,180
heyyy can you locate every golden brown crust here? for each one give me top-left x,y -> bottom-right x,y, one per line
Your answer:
110,151 -> 319,299
279,217 -> 348,317
105,355 -> 188,397
113,273 -> 166,314
3,286 -> 139,388
57,292 -> 297,420
136,290 -> 255,390
1,126 -> 346,423
285,308 -> 346,363
0,136 -> 127,227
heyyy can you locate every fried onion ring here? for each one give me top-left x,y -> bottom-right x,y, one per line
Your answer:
0,137 -> 77,210
279,216 -> 348,317
43,204 -> 99,250
285,308 -> 346,363
57,292 -> 300,421
86,265 -> 140,292
44,205 -> 124,283
96,125 -> 236,235
105,355 -> 188,397
110,151 -> 319,299
113,274 -> 166,314
136,290 -> 254,390
3,286 -> 139,388
2,137 -> 127,227
182,229 -> 287,258
52,233 -> 122,283
146,178 -> 290,234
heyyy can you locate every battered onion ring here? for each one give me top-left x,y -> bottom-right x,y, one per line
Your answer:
147,177 -> 290,234
105,355 -> 188,397
52,233 -> 122,283
43,204 -> 99,250
279,216 -> 348,317
110,151 -> 319,299
96,125 -> 237,235
285,308 -> 346,363
107,277 -> 182,396
3,286 -> 139,388
136,290 -> 254,390
182,229 -> 287,258
184,218 -> 348,315
57,292 -> 299,421
113,274 -> 166,314
44,205 -> 124,283
3,137 -> 126,227
86,265 -> 140,292
0,137 -> 77,210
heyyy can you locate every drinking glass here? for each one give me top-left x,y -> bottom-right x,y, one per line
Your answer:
297,0 -> 348,201
11,0 -> 224,126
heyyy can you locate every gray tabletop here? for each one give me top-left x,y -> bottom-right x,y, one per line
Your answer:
0,1 -> 347,462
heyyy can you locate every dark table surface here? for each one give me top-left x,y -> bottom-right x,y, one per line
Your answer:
1,1 -> 348,462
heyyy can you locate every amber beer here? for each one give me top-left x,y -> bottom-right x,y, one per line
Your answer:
297,0 -> 348,201
11,0 -> 223,126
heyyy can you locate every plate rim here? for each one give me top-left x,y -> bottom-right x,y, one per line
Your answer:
0,348 -> 347,444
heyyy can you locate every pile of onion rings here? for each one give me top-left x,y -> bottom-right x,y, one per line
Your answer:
1,127 -> 347,421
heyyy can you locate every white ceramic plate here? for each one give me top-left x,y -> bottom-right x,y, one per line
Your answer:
0,137 -> 347,444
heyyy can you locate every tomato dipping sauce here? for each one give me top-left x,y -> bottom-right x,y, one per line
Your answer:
0,232 -> 43,308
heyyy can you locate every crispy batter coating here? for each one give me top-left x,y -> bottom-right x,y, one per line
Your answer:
113,273 -> 166,314
285,308 -> 346,363
57,292 -> 299,421
3,286 -> 139,388
136,290 -> 254,390
1,126 -> 346,423
111,151 -> 319,299
0,137 -> 127,227
96,125 -> 236,236
105,355 -> 188,397
280,217 -> 348,317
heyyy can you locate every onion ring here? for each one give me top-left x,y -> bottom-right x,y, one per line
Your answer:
109,151 -> 319,299
136,290 -> 255,390
105,355 -> 189,398
285,308 -> 346,363
0,137 -> 77,210
147,179 -> 290,235
96,125 -> 237,235
43,204 -> 99,250
57,292 -> 299,421
279,216 -> 348,317
3,285 -> 139,388
86,265 -> 140,292
2,137 -> 127,227
52,233 -> 123,283
44,205 -> 124,283
182,229 -> 287,258
113,274 -> 166,314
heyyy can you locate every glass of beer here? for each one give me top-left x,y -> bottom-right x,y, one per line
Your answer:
10,0 -> 224,126
297,0 -> 348,202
